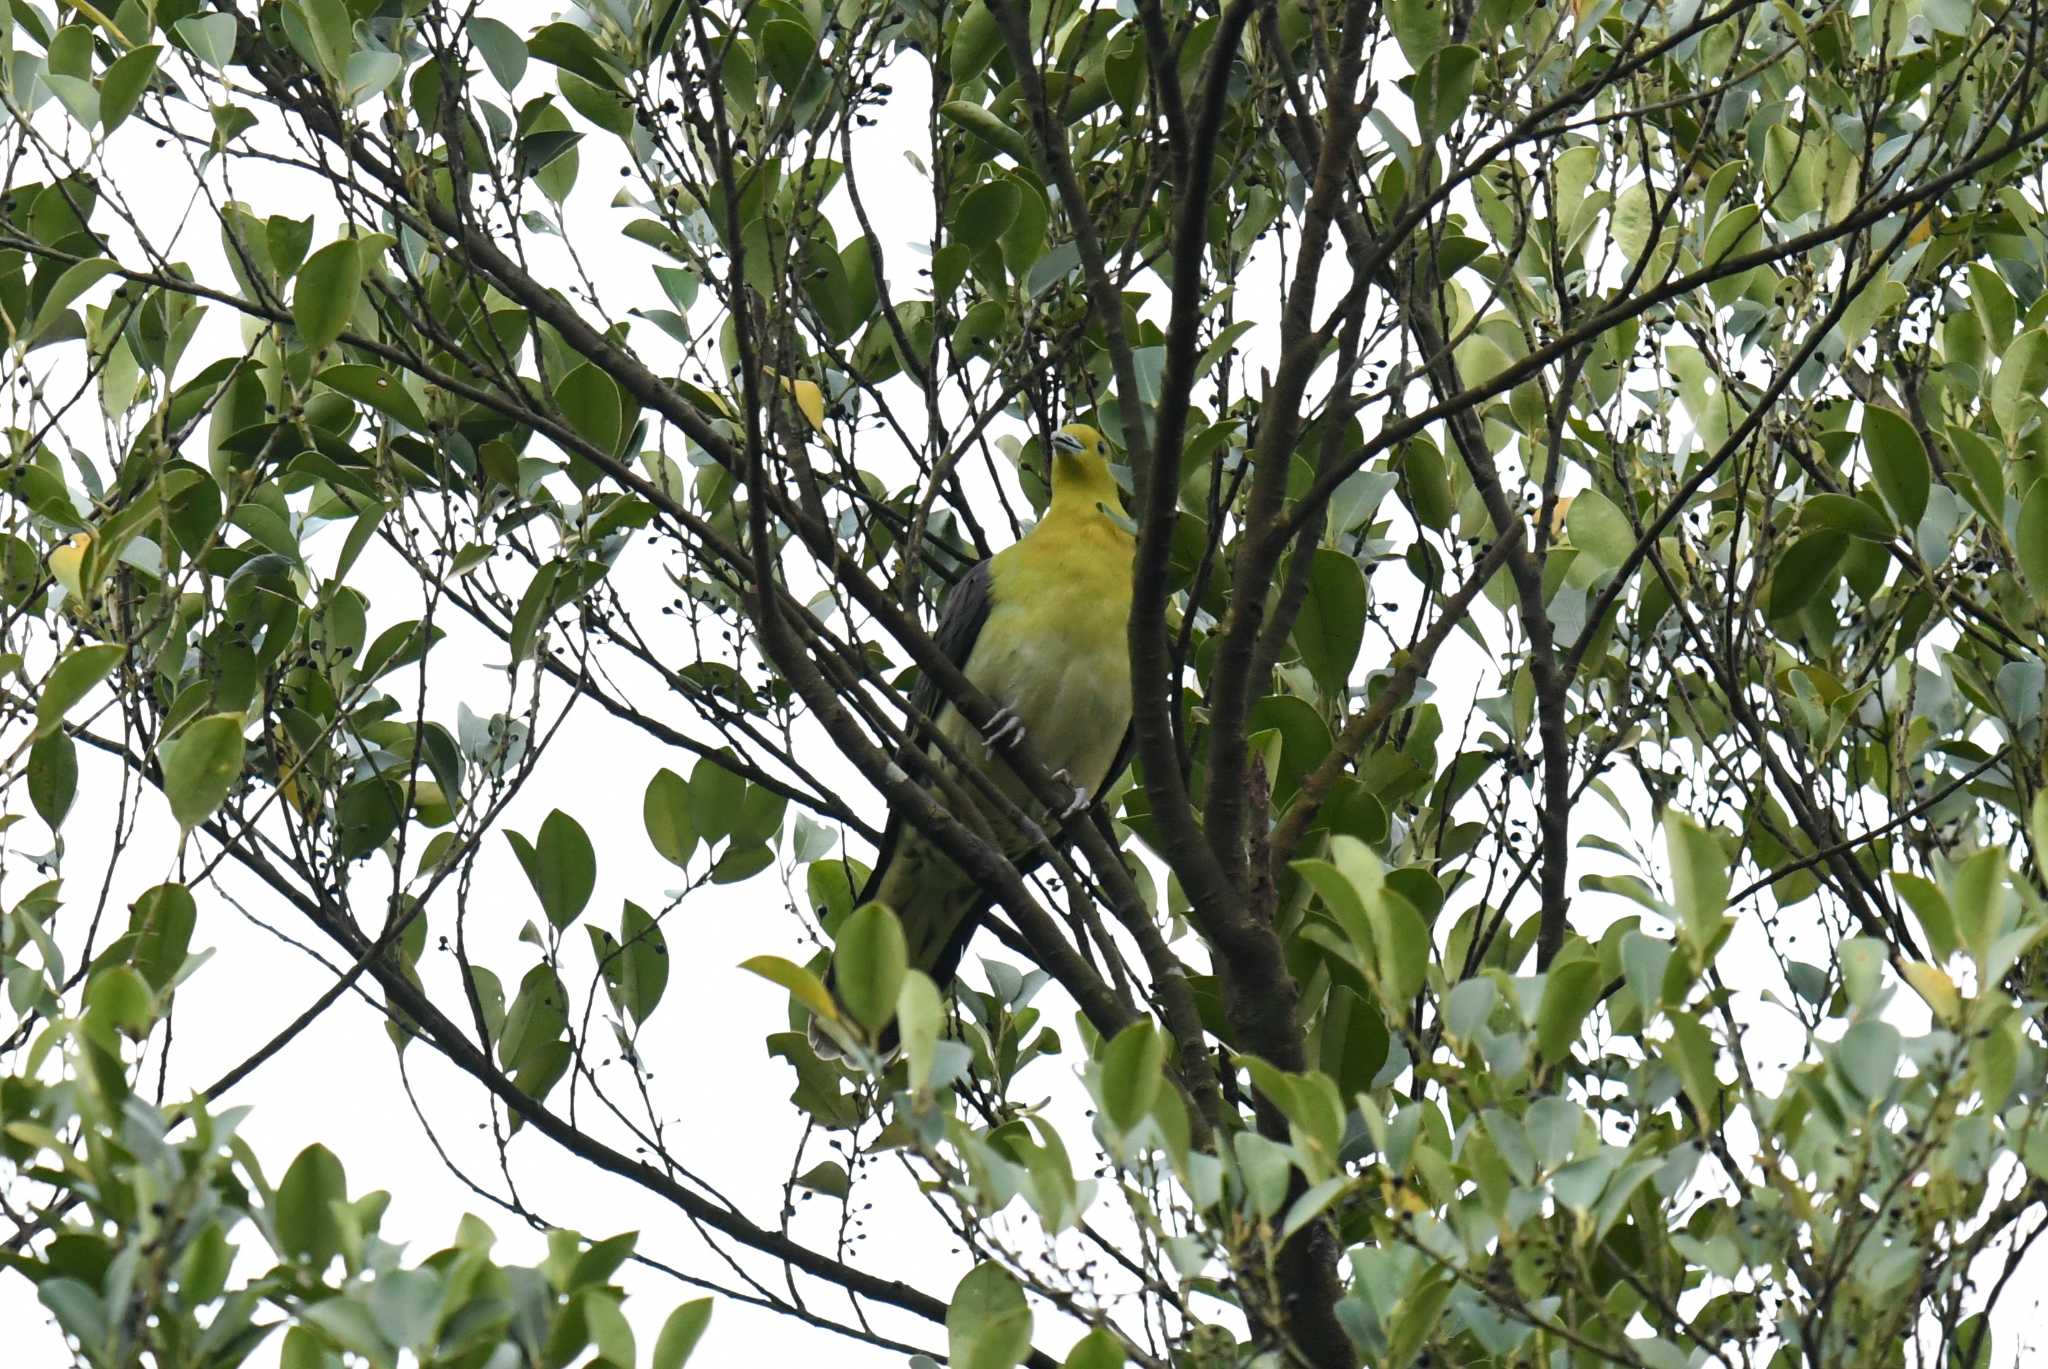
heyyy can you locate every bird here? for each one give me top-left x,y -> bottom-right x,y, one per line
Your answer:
818,423 -> 1135,1051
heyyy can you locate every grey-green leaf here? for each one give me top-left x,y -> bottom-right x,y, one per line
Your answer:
470,17 -> 528,90
948,1263 -> 1034,1369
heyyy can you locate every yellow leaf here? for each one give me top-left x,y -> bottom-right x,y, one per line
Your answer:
764,369 -> 827,434
739,954 -> 838,1021
48,532 -> 90,602
1901,960 -> 1962,1024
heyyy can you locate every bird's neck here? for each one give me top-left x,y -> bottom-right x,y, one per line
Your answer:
1046,462 -> 1126,528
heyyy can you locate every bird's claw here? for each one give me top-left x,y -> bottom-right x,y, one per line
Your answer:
983,707 -> 1026,754
1051,770 -> 1090,820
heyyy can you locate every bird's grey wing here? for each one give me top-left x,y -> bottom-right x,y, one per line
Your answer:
858,559 -> 995,906
911,558 -> 995,722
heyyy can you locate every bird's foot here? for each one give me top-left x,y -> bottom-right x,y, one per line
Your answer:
983,707 -> 1027,754
1050,770 -> 1090,820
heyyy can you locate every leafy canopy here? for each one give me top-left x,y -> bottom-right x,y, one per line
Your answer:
4,0 -> 2048,1365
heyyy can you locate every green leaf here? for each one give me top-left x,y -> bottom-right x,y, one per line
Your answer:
44,73 -> 99,128
1387,0 -> 1449,67
1412,44 -> 1480,141
1370,888 -> 1430,1004
733,784 -> 787,845
807,859 -> 863,929
1949,1315 -> 1995,1369
953,179 -> 1021,251
897,970 -> 944,1089
1861,407 -> 1930,529
653,1298 -> 714,1369
1992,328 -> 2048,434
2016,479 -> 2048,603
761,18 -> 817,90
1294,548 -> 1366,695
583,1291 -> 635,1367
500,965 -> 569,1071
35,643 -> 127,741
711,843 -> 773,883
1062,1329 -> 1126,1369
689,756 -> 745,843
86,964 -> 154,1036
1535,958 -> 1602,1064
159,713 -> 247,832
1703,204 -> 1763,272
508,562 -> 560,665
948,1263 -> 1033,1369
1565,487 -> 1636,570
1620,931 -> 1675,1016
39,1279 -> 109,1350
28,730 -> 77,829
833,903 -> 907,1033
939,100 -> 1034,166
369,1268 -> 442,1352
1322,985 -> 1389,1095
554,362 -> 624,456
1664,1009 -> 1721,1117
334,778 -> 404,859
951,0 -> 1004,86
275,1143 -> 347,1269
1281,1175 -> 1351,1242
1610,183 -> 1654,264
299,1300 -> 391,1360
28,257 -> 117,344
292,238 -> 362,352
796,1160 -> 850,1196
1835,1019 -> 1901,1101
288,0 -> 353,80
1234,1131 -> 1293,1219
1398,440 -> 1453,530
1766,531 -> 1845,618
129,883 -> 198,990
618,900 -> 669,1024
173,13 -> 238,68
644,767 -> 700,867
527,21 -> 622,88
318,364 -> 429,430
1664,814 -> 1728,953
1098,1020 -> 1166,1132
517,128 -> 583,182
507,810 -> 596,930
1799,492 -> 1893,540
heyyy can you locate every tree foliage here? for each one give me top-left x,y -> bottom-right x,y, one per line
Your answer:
5,0 -> 2048,1364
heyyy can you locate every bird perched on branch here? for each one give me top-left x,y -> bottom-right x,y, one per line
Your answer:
821,423 -> 1135,1045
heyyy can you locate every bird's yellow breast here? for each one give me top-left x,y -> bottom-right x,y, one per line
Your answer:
941,508 -> 1133,819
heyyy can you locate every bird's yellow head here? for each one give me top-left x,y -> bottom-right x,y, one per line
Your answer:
1048,423 -> 1124,516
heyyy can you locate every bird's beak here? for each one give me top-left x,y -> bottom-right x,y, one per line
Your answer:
1051,431 -> 1086,455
